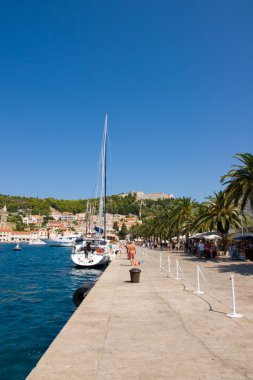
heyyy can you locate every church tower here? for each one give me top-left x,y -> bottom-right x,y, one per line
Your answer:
0,205 -> 8,228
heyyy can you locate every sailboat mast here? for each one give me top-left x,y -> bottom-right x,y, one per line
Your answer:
104,114 -> 108,240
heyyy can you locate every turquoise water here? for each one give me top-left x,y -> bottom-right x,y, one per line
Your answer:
0,243 -> 103,380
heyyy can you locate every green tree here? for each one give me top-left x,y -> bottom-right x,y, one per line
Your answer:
42,216 -> 54,226
193,191 -> 243,252
113,221 -> 119,232
119,223 -> 128,239
28,223 -> 36,231
168,197 -> 199,244
15,222 -> 25,231
221,153 -> 253,211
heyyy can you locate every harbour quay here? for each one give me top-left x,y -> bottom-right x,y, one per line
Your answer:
27,248 -> 253,379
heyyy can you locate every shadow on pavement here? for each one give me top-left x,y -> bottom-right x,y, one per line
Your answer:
211,262 -> 253,276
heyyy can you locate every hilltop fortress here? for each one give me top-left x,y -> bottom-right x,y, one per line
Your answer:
120,191 -> 174,200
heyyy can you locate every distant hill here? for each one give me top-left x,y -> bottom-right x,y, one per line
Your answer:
0,193 -> 175,217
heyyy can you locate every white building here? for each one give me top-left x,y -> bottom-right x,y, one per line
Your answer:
0,228 -> 48,242
0,228 -> 12,242
61,212 -> 75,222
22,215 -> 43,225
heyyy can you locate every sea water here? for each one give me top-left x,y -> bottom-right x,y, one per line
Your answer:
0,243 -> 103,380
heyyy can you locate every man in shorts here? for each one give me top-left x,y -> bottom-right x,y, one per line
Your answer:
128,241 -> 136,266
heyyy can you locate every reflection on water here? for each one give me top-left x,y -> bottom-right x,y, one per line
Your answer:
0,243 -> 103,380
70,267 -> 102,277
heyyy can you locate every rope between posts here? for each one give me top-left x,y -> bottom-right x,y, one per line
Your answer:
177,260 -> 185,278
198,266 -> 229,289
159,256 -> 229,292
142,248 -> 244,318
144,251 -> 228,289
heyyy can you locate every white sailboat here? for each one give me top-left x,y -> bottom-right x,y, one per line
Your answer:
71,115 -> 110,268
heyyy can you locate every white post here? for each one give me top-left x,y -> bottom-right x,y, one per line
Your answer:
167,256 -> 171,277
175,259 -> 181,280
227,275 -> 243,318
194,265 -> 204,294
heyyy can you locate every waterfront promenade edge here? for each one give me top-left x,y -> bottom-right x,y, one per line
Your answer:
27,248 -> 253,379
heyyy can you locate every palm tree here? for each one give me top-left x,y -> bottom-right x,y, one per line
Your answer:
193,191 -> 243,252
169,197 -> 199,245
221,153 -> 253,211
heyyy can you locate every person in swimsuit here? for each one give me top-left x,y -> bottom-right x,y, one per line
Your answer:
128,241 -> 136,266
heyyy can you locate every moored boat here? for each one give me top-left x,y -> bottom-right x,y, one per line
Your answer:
43,234 -> 83,247
13,244 -> 21,251
29,239 -> 47,245
71,115 -> 111,268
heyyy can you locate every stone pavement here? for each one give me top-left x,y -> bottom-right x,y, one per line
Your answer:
27,248 -> 253,379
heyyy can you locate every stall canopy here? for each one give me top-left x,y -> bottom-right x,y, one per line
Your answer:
190,232 -> 222,240
204,234 -> 222,240
233,233 -> 253,240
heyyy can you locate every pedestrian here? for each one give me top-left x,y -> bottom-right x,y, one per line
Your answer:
230,242 -> 237,260
84,242 -> 91,258
198,240 -> 205,258
119,242 -> 123,256
128,241 -> 136,266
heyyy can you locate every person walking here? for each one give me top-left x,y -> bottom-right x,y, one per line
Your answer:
198,240 -> 205,258
230,242 -> 237,260
128,241 -> 136,266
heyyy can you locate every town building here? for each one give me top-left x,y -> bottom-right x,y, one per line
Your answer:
119,192 -> 174,200
11,231 -> 31,242
0,228 -> 12,242
61,212 -> 75,222
134,192 -> 174,200
49,210 -> 62,220
22,215 -> 43,225
0,228 -> 48,242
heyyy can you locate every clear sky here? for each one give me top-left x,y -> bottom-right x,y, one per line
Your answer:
1,0 -> 252,202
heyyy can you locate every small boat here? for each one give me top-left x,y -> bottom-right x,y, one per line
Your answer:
13,244 -> 22,251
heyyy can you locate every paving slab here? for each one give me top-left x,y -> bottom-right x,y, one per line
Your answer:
27,248 -> 253,379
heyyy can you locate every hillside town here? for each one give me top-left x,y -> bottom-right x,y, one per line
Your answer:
0,191 -> 177,243
0,203 -> 141,243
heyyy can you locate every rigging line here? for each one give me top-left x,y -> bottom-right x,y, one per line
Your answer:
91,136 -> 103,200
104,134 -> 111,197
107,130 -> 113,164
92,123 -> 105,201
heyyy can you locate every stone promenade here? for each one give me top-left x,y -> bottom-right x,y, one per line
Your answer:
27,248 -> 253,379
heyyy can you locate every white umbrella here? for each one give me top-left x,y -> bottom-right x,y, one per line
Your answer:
189,233 -> 206,239
204,234 -> 222,240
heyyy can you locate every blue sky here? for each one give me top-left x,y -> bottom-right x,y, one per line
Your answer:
1,1 -> 252,202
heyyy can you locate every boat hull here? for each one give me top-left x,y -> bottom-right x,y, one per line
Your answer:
42,235 -> 83,247
43,239 -> 77,247
29,240 -> 47,245
71,253 -> 110,268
